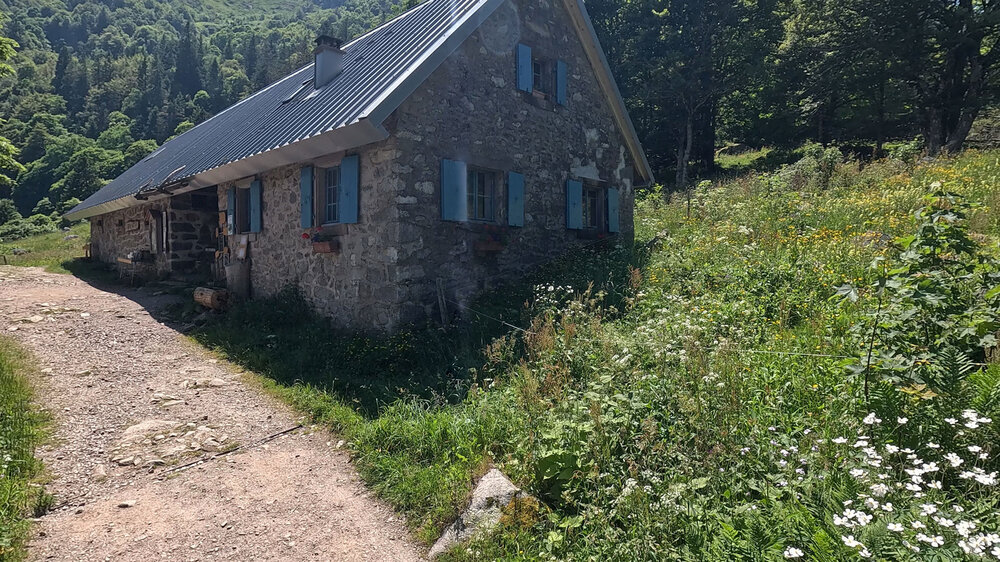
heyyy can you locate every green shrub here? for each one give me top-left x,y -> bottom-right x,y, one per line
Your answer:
0,213 -> 57,242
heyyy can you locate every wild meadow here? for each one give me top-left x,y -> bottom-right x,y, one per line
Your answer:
0,338 -> 46,561
195,148 -> 1000,560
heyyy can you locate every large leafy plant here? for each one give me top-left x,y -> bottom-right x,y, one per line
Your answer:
844,190 -> 1000,398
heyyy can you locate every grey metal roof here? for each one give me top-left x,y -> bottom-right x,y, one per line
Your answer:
68,0 -> 502,219
67,0 -> 654,220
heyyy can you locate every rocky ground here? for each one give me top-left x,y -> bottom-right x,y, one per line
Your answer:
0,266 -> 422,561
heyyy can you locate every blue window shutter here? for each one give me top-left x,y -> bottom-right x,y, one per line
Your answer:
607,187 -> 620,233
516,44 -> 532,93
566,180 -> 583,230
339,155 -> 360,224
507,172 -> 525,227
556,60 -> 567,105
249,179 -> 262,233
226,188 -> 236,235
441,159 -> 468,222
300,166 -> 313,228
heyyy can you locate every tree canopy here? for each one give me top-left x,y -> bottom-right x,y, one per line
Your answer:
1,0 -> 999,228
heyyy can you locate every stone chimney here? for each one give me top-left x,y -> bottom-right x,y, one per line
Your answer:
314,35 -> 346,87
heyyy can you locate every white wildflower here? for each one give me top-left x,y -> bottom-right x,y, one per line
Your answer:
863,413 -> 881,425
888,523 -> 904,532
956,520 -> 976,538
870,483 -> 889,497
842,535 -> 863,548
783,546 -> 804,559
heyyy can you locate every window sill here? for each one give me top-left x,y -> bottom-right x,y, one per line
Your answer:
522,91 -> 556,111
316,223 -> 349,236
575,229 -> 614,241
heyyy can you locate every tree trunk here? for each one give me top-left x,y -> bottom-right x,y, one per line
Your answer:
675,114 -> 694,188
875,77 -> 886,157
944,57 -> 985,154
696,99 -> 717,175
926,108 -> 945,156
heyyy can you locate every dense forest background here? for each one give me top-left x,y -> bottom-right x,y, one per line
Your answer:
0,0 -> 999,236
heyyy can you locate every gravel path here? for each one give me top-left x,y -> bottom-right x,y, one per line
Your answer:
0,266 -> 422,562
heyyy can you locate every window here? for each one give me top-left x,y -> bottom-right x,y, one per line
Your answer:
235,187 -> 251,234
532,57 -> 553,96
467,168 -> 497,222
149,210 -> 166,254
583,186 -> 601,229
317,166 -> 340,225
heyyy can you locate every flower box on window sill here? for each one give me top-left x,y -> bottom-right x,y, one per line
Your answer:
576,229 -> 614,241
474,239 -> 506,255
312,240 -> 341,255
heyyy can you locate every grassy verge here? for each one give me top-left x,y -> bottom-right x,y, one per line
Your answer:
0,222 -> 95,275
195,149 -> 1000,560
0,338 -> 48,560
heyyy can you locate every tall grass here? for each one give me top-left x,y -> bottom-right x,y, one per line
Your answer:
0,338 -> 46,561
195,150 -> 1000,560
0,222 -> 91,274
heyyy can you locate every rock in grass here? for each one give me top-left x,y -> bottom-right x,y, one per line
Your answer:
428,469 -> 524,558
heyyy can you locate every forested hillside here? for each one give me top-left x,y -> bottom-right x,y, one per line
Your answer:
1,0 -> 999,238
0,0 -> 412,231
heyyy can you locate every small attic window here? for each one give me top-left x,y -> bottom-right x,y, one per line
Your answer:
283,80 -> 313,104
143,147 -> 166,162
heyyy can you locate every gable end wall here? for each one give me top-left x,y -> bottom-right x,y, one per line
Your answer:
389,0 -> 636,323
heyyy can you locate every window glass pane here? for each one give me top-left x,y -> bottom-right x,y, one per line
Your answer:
583,188 -> 599,228
324,167 -> 339,224
237,188 -> 250,233
466,170 -> 495,221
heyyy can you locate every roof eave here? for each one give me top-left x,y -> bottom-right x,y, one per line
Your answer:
561,0 -> 654,185
65,119 -> 389,221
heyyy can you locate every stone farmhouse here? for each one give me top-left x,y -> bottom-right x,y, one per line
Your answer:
65,0 -> 654,331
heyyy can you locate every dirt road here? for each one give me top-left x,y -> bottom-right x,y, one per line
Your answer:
0,266 -> 422,561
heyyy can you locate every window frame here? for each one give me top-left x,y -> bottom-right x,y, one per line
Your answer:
314,165 -> 342,226
149,210 -> 167,254
467,167 -> 498,223
235,186 -> 251,235
581,181 -> 608,232
531,56 -> 554,98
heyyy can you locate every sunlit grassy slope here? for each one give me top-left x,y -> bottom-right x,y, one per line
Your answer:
190,149 -> 1000,559
0,222 -> 90,274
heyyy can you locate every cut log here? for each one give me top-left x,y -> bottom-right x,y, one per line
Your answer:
194,287 -> 229,310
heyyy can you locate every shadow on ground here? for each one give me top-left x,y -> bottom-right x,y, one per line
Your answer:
186,240 -> 649,417
41,241 -> 648,417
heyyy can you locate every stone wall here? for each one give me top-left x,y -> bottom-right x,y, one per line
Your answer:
89,200 -> 171,279
168,189 -> 219,277
388,0 -> 637,322
216,138 -> 407,330
89,193 -> 218,281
